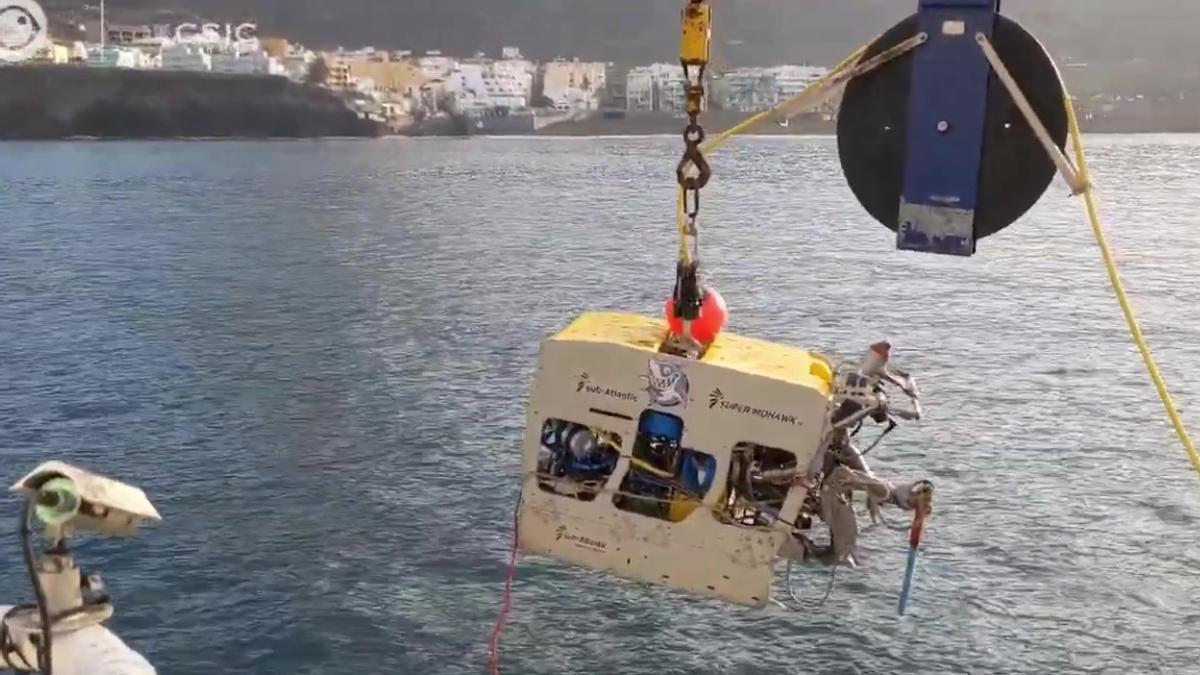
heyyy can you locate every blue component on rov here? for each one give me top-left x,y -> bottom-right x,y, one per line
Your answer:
899,0 -> 999,257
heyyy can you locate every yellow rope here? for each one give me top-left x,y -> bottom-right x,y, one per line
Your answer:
674,42 -> 871,261
664,31 -> 1200,480
702,44 -> 868,154
1063,95 -> 1200,477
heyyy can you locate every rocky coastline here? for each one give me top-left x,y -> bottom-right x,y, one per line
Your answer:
0,65 -> 385,140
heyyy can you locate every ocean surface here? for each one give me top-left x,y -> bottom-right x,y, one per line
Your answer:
1,135 -> 1198,675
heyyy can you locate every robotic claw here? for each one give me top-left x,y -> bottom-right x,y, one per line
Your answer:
787,341 -> 934,568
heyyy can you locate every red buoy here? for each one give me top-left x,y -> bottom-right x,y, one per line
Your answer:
665,287 -> 728,343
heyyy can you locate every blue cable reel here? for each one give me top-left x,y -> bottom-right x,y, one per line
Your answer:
837,0 -> 1070,257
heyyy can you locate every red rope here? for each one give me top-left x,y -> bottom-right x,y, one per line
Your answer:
488,507 -> 520,675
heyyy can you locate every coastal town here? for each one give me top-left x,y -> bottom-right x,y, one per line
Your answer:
3,4 -> 1197,136
9,14 -> 836,135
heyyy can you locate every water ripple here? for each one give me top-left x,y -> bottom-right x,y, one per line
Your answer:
0,135 -> 1198,674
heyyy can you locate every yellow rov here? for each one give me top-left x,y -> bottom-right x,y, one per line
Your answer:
517,312 -> 835,607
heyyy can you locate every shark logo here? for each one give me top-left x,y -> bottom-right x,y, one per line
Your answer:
576,373 -> 589,393
708,388 -> 724,409
643,357 -> 689,408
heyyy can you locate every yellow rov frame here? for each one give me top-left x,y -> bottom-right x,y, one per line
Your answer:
518,312 -> 835,607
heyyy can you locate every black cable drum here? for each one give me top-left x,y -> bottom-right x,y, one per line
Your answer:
837,13 -> 1069,240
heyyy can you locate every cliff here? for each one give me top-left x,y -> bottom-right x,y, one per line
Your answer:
0,66 -> 385,139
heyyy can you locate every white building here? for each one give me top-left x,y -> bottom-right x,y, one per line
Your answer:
417,51 -> 456,80
626,63 -> 686,112
718,67 -> 774,111
172,25 -> 227,51
441,60 -> 528,111
767,65 -> 828,98
211,49 -> 285,76
441,62 -> 486,110
334,46 -> 379,61
86,46 -> 154,69
160,43 -> 212,71
717,64 -> 829,111
491,47 -> 536,104
281,49 -> 316,82
626,68 -> 655,111
542,58 -> 608,111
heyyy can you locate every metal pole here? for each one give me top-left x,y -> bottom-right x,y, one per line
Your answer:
975,32 -> 1087,194
100,0 -> 106,63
